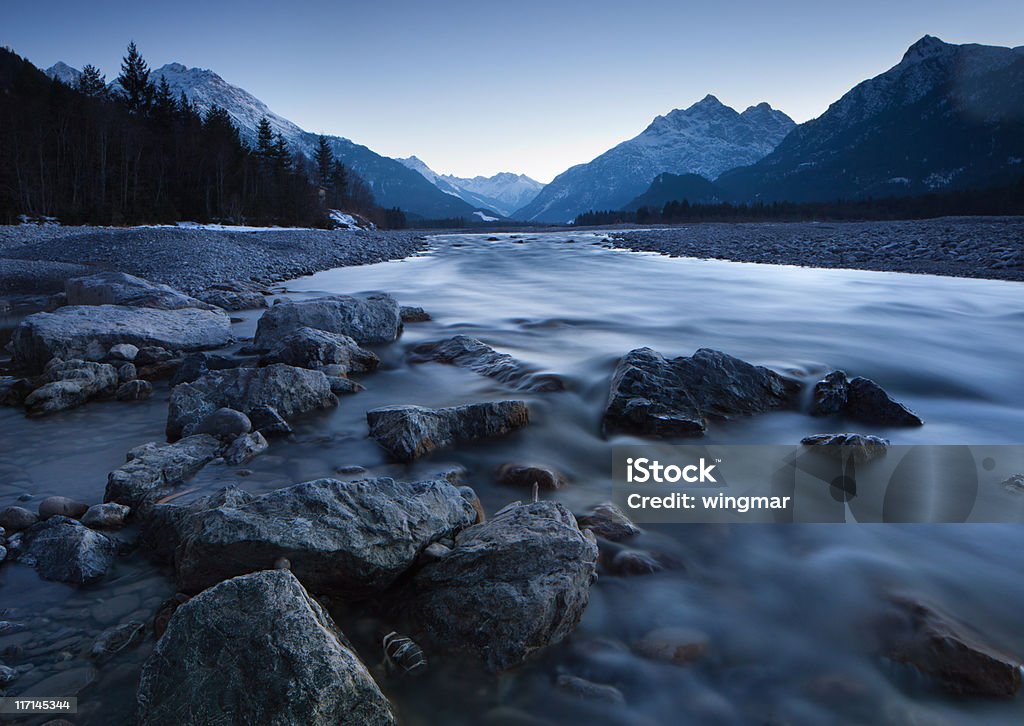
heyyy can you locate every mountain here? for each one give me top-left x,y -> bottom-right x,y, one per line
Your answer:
623,173 -> 724,210
398,156 -> 543,217
515,96 -> 794,223
45,62 -> 497,220
45,62 -> 82,86
717,36 -> 1024,201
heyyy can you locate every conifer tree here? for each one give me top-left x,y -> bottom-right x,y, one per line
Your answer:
77,64 -> 107,97
315,135 -> 333,189
117,41 -> 153,114
152,76 -> 176,121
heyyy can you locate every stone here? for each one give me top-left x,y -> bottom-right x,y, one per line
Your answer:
0,506 -> 38,531
116,379 -> 153,401
136,570 -> 395,726
167,364 -> 336,441
169,351 -> 245,387
90,621 -> 145,664
38,496 -> 89,520
253,293 -> 402,349
410,335 -> 563,392
152,593 -> 190,640
65,271 -> 214,310
604,347 -> 801,437
260,327 -> 379,373
633,627 -> 709,665
327,376 -> 364,396
248,405 -> 293,437
107,343 -> 139,361
809,370 -> 923,426
496,464 -> 567,491
19,516 -> 117,584
1001,474 -> 1024,493
400,305 -> 431,323
809,370 -> 848,416
801,433 -> 890,463
223,431 -> 268,466
104,434 -> 223,510
401,501 -> 598,672
10,305 -> 233,371
117,362 -> 137,382
196,407 -> 252,441
194,286 -> 268,311
0,377 -> 33,406
554,674 -> 626,706
175,477 -> 477,596
575,503 -> 641,541
24,359 -> 119,415
81,503 -> 131,529
608,549 -> 665,576
367,401 -> 529,462
134,346 -> 174,366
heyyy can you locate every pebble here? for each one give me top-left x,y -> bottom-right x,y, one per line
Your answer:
38,496 -> 90,521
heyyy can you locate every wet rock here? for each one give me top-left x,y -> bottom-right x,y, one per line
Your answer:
136,357 -> 184,381
169,351 -> 246,387
554,674 -> 626,706
141,487 -> 259,563
175,477 -> 477,596
604,347 -> 800,437
10,305 -> 233,371
194,285 -> 268,311
608,549 -> 665,576
0,663 -> 17,685
367,401 -> 529,462
261,326 -> 379,373
134,346 -> 174,366
90,621 -> 145,664
223,431 -> 269,466
0,377 -> 33,406
166,364 -> 336,441
410,335 -> 563,392
152,593 -> 190,640
400,305 -> 431,323
104,434 -> 223,510
1001,474 -> 1024,493
810,371 -> 923,426
117,362 -> 137,382
136,569 -> 395,726
633,626 -> 709,665
116,379 -> 153,401
0,506 -> 39,531
248,405 -> 292,437
496,463 -> 567,491
24,359 -> 119,415
253,293 -> 402,349
19,516 -> 117,584
801,433 -> 890,463
81,503 -> 131,529
107,343 -> 139,361
459,486 -> 486,524
65,271 -> 215,310
196,407 -> 252,441
38,496 -> 89,520
328,376 -> 364,396
575,502 -> 641,542
809,370 -> 848,416
0,545 -> 6,564
402,501 -> 598,672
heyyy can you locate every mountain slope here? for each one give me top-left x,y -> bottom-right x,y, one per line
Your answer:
717,36 -> 1024,201
45,62 -> 82,86
515,96 -> 794,223
398,157 -> 541,216
623,173 -> 724,210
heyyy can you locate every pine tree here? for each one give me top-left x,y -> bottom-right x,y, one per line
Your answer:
77,64 -> 107,97
117,41 -> 153,114
329,160 -> 349,205
152,76 -> 176,122
255,117 -> 274,159
315,135 -> 333,189
272,133 -> 291,173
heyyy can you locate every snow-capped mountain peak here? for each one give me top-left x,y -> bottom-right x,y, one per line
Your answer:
45,61 -> 83,86
398,157 -> 543,217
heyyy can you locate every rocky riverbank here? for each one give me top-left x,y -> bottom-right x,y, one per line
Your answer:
611,216 -> 1024,282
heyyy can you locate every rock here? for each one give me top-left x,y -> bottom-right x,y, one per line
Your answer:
883,597 -> 1021,698
328,376 -> 364,396
0,506 -> 38,531
400,305 -> 431,323
0,663 -> 17,685
107,343 -> 139,361
117,362 -> 137,382
175,477 -> 477,596
10,305 -> 233,371
24,359 -> 119,415
91,621 -> 145,664
604,347 -> 801,437
410,335 -> 563,392
141,486 -> 258,563
116,379 -> 153,401
608,549 -> 665,576
104,434 -> 223,510
65,271 -> 214,310
260,326 -> 379,373
0,376 -> 33,406
633,627 -> 709,665
810,371 -> 923,426
402,501 -> 598,672
136,570 -> 395,726
194,286 -> 268,311
167,364 -> 336,441
134,346 -> 174,366
223,432 -> 268,466
19,516 -> 117,584
496,464 -> 567,491
459,486 -> 486,524
248,405 -> 293,437
253,293 -> 402,350
38,496 -> 89,520
1001,474 -> 1024,493
169,351 -> 245,387
196,407 -> 252,441
801,433 -> 890,463
0,545 -> 6,563
554,674 -> 626,706
81,503 -> 131,529
367,401 -> 529,462
575,502 -> 641,541
152,593 -> 190,640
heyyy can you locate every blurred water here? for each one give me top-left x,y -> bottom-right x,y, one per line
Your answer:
2,231 -> 1024,724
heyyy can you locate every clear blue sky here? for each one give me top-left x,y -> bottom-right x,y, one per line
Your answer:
4,0 -> 1023,182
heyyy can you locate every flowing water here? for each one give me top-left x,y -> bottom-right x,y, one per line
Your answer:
2,231 -> 1024,724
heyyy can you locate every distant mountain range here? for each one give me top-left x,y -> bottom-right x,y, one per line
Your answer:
397,157 -> 543,217
623,173 -> 724,210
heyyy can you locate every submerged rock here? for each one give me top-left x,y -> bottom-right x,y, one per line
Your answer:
400,305 -> 431,323
496,464 -> 567,491
65,271 -> 215,310
167,364 -> 336,440
24,359 -> 119,415
253,293 -> 402,349
367,401 -> 529,461
555,674 -> 626,706
810,370 -> 923,426
633,626 -> 710,665
19,516 -> 117,584
105,434 -> 223,510
260,326 -> 379,373
223,431 -> 268,466
575,503 -> 641,542
801,433 -> 890,463
402,501 -> 598,672
91,621 -> 146,664
604,347 -> 800,437
410,335 -> 563,391
174,477 -> 477,596
136,569 -> 395,726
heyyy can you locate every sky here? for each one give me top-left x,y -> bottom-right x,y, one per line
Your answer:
4,0 -> 1023,182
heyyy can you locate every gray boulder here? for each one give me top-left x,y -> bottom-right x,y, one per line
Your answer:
65,271 -> 214,310
402,501 -> 598,672
248,405 -> 293,437
367,401 -> 529,461
175,477 -> 477,596
196,407 -> 252,441
107,343 -> 139,361
19,516 -> 117,584
23,359 -> 119,415
117,362 -> 138,382
223,431 -> 268,465
575,502 -> 641,542
169,351 -> 245,387
136,569 -> 395,726
38,495 -> 89,520
167,364 -> 336,441
10,305 -> 233,371
194,284 -> 268,311
604,347 -> 801,437
400,305 -> 431,323
261,326 -> 379,373
116,379 -> 153,401
496,464 -> 567,491
105,434 -> 223,510
82,502 -> 131,529
0,505 -> 38,531
410,335 -> 563,392
810,370 -> 923,426
253,293 -> 402,349
801,433 -> 890,463
141,486 -> 257,563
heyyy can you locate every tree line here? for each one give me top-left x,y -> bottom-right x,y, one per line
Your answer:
0,43 -> 406,228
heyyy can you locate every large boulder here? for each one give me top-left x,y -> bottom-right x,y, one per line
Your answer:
23,359 -> 119,415
401,501 -> 598,672
105,434 -> 223,510
175,477 -> 478,596
65,271 -> 214,310
810,370 -> 923,426
410,335 -> 563,392
167,364 -> 337,441
136,569 -> 395,726
367,401 -> 530,461
261,326 -> 379,373
253,293 -> 402,350
18,516 -> 117,584
604,347 -> 801,437
10,305 -> 233,371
